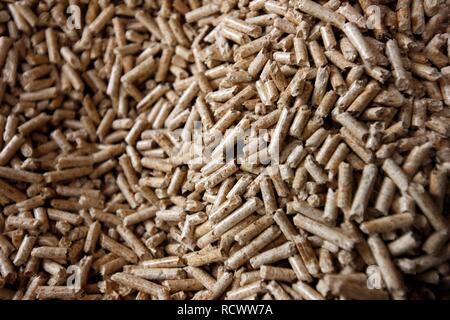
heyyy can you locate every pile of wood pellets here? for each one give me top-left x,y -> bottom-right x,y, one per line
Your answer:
0,0 -> 449,300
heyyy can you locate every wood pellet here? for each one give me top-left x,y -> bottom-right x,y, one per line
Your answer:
0,0 -> 449,301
